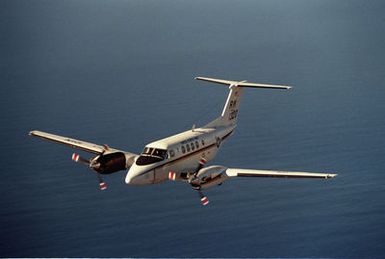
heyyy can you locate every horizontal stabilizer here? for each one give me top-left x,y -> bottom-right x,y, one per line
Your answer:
195,76 -> 292,90
225,168 -> 337,179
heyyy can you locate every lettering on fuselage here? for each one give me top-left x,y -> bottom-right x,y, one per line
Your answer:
229,109 -> 238,120
229,99 -> 237,108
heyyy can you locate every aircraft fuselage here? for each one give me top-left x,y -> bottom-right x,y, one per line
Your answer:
125,125 -> 235,185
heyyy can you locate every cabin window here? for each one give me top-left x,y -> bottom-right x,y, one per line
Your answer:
169,149 -> 175,158
190,143 -> 195,151
195,141 -> 199,149
186,144 -> 190,152
201,139 -> 205,146
181,146 -> 185,154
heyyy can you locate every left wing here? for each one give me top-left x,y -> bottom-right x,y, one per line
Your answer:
29,130 -> 137,158
225,168 -> 337,179
30,130 -> 139,190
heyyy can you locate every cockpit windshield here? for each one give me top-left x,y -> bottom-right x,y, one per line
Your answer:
136,147 -> 168,166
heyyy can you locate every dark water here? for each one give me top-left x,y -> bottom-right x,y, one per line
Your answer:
1,0 -> 385,257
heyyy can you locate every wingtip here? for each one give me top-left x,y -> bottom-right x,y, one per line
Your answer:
29,130 -> 41,136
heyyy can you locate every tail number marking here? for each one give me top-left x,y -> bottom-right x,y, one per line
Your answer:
229,109 -> 238,120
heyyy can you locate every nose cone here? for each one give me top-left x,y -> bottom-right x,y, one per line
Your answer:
125,165 -> 142,184
125,173 -> 133,184
125,166 -> 154,185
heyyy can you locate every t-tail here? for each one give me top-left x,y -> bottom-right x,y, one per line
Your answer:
195,77 -> 292,128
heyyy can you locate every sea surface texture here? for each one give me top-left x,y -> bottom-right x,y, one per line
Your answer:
1,0 -> 385,257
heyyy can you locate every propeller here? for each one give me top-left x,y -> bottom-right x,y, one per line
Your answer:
190,157 -> 209,206
168,156 -> 210,206
71,152 -> 108,191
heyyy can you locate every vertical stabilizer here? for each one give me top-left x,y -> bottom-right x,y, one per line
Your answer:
204,85 -> 244,128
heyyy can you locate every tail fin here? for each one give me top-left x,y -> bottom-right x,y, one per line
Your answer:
195,77 -> 292,128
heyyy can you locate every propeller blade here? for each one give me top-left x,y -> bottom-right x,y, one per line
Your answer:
102,144 -> 110,154
191,157 -> 207,181
96,173 -> 108,191
168,171 -> 177,181
198,190 -> 209,206
71,153 -> 90,165
195,157 -> 207,175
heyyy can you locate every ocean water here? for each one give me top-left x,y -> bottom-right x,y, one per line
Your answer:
1,0 -> 385,257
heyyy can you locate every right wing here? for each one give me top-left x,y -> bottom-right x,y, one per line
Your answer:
225,168 -> 337,179
29,130 -> 137,158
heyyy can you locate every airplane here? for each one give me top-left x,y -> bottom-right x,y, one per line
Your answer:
29,76 -> 337,206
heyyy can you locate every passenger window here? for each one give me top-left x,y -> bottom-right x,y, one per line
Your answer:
195,141 -> 199,149
181,146 -> 185,154
201,139 -> 205,146
186,144 -> 190,152
169,149 -> 175,158
190,143 -> 194,151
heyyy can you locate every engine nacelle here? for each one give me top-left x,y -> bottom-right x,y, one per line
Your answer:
196,165 -> 229,189
93,152 -> 135,174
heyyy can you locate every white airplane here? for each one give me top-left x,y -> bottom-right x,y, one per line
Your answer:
29,77 -> 337,206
